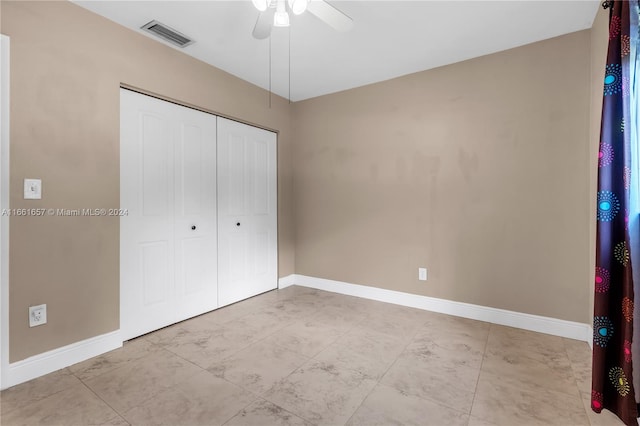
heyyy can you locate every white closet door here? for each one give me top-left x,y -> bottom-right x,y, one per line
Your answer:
217,117 -> 277,307
173,106 -> 218,321
120,89 -> 217,341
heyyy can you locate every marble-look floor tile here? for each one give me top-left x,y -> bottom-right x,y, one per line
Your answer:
280,292 -> 332,308
285,287 -> 340,300
346,383 -> 469,426
286,289 -> 344,309
265,299 -> 321,322
143,315 -> 217,347
1,382 -> 120,426
564,338 -> 592,395
0,288 -> 602,426
101,415 -> 131,425
356,307 -> 430,340
420,314 -> 491,343
313,328 -> 407,380
481,343 -> 579,397
122,371 -> 256,426
273,288 -> 339,308
264,360 -> 377,426
487,325 -> 568,365
571,361 -> 592,396
84,349 -> 202,413
355,316 -> 422,341
563,338 -> 591,366
225,399 -> 313,426
380,352 -> 479,413
69,338 -> 162,381
199,302 -> 255,324
471,371 -> 589,425
0,368 -> 80,415
368,301 -> 432,322
466,416 -> 500,426
403,330 -> 485,371
228,308 -> 292,339
202,290 -> 294,324
151,319 -> 262,369
233,291 -> 284,308
209,339 -> 309,395
321,294 -> 373,313
269,319 -> 350,357
309,305 -> 368,329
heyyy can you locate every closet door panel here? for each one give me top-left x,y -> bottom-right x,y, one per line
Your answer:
248,136 -> 277,288
217,125 -> 248,305
173,104 -> 218,320
140,242 -> 171,306
120,89 -> 176,340
217,117 -> 277,307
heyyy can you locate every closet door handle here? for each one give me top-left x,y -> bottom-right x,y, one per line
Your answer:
236,222 -> 241,227
191,225 -> 197,230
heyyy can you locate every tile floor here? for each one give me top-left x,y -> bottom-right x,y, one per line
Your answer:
0,285 -> 624,426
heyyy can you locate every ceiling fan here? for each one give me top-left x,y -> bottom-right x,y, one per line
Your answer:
251,0 -> 353,39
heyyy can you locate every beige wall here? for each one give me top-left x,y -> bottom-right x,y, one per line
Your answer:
588,5 -> 609,324
292,31 -> 593,323
1,1 -> 294,362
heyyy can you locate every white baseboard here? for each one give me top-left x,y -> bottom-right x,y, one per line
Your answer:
1,330 -> 121,390
288,274 -> 591,342
278,274 -> 296,289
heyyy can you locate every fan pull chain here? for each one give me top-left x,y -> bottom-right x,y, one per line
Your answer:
269,33 -> 272,108
289,25 -> 291,103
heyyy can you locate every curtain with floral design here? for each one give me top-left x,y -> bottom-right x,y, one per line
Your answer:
592,1 -> 639,425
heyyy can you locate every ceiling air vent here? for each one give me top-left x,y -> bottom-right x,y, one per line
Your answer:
141,20 -> 194,48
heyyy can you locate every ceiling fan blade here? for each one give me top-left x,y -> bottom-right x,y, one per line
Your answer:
252,10 -> 274,39
307,0 -> 353,32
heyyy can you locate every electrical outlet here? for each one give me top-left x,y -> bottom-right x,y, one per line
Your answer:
418,267 -> 427,281
29,304 -> 47,327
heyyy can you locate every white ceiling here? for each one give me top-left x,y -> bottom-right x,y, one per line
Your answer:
74,0 -> 600,101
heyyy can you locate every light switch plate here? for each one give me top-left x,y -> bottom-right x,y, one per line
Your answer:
24,179 -> 42,200
418,267 -> 427,281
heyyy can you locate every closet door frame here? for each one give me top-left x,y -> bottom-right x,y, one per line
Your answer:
120,87 -> 279,341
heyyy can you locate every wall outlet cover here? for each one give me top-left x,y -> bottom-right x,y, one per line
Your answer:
29,304 -> 47,327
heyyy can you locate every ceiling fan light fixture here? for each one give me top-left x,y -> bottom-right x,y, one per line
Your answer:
274,0 -> 290,27
252,0 -> 269,12
288,0 -> 308,15
274,10 -> 290,26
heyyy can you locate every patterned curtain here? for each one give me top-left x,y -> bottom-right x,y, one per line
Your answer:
592,1 -> 639,425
